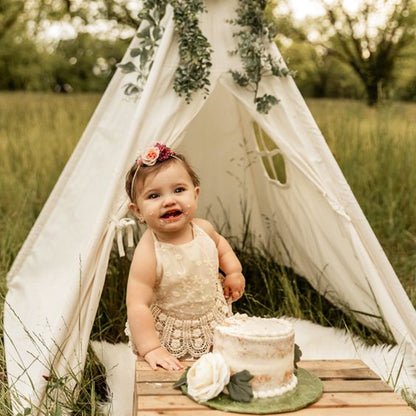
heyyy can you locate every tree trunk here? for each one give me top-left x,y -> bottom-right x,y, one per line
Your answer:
365,82 -> 379,106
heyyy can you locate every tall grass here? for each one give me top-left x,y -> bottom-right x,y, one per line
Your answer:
0,93 -> 100,303
307,99 -> 416,298
0,93 -> 101,415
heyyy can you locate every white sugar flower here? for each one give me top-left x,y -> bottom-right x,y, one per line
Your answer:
187,353 -> 230,402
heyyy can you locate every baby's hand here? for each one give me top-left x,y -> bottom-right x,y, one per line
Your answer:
223,272 -> 245,302
144,346 -> 183,371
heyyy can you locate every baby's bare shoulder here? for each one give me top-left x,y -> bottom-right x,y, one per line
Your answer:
193,217 -> 214,232
131,229 -> 155,263
193,218 -> 218,242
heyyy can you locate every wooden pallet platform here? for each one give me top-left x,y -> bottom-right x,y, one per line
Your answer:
135,359 -> 416,415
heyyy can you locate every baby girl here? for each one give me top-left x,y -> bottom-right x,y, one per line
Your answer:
125,143 -> 245,370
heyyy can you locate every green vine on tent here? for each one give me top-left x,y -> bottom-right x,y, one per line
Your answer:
118,0 -> 290,113
171,0 -> 212,102
117,0 -> 168,97
228,0 -> 291,114
117,0 -> 212,102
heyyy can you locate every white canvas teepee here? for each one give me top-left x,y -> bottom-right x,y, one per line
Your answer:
5,0 -> 416,412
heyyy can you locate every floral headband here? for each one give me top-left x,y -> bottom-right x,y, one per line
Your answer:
130,142 -> 177,200
136,142 -> 176,167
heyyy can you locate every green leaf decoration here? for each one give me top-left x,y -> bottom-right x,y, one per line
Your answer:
123,83 -> 141,95
294,343 -> 302,369
227,370 -> 254,402
228,0 -> 293,113
130,48 -> 142,58
117,62 -> 138,74
171,0 -> 212,103
119,0 -> 290,113
230,71 -> 250,87
136,26 -> 151,39
255,94 -> 279,114
173,367 -> 189,389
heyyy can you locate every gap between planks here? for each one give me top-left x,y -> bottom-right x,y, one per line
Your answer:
137,379 -> 392,396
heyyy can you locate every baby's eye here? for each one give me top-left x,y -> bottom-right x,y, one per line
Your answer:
147,193 -> 159,199
174,187 -> 185,193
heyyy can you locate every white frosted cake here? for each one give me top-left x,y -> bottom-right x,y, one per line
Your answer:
213,314 -> 297,399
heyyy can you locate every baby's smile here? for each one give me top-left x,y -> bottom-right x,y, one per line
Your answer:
160,209 -> 183,220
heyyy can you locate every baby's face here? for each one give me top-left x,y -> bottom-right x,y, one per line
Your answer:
135,161 -> 200,239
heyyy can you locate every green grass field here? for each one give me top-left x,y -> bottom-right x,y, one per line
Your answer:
1,93 -> 416,413
1,93 -> 415,302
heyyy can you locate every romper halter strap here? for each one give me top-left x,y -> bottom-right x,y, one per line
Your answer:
150,222 -> 196,246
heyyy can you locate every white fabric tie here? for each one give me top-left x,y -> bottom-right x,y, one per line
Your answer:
113,217 -> 136,257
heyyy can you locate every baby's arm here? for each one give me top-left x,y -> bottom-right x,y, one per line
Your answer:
195,218 -> 245,302
126,230 -> 183,371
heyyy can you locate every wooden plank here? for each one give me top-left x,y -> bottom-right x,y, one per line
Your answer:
136,359 -> 194,371
136,359 -> 380,381
323,379 -> 392,393
135,368 -> 380,383
299,360 -> 380,379
136,359 -> 369,372
304,367 -> 379,380
137,378 -> 392,396
311,392 -> 409,407
137,392 -> 410,411
138,395 -> 206,410
138,382 -> 179,395
299,359 -> 368,370
137,407 -> 416,415
137,369 -> 190,383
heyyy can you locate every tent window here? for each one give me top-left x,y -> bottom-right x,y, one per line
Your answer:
254,123 -> 287,186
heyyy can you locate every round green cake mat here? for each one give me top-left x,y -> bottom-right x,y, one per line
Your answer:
183,368 -> 323,414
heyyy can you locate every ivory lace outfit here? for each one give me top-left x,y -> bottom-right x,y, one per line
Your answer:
126,223 -> 231,358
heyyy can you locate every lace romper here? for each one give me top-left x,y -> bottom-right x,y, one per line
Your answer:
126,223 -> 231,358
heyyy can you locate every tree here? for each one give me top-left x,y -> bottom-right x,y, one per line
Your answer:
0,0 -> 24,40
24,0 -> 140,37
0,0 -> 137,92
51,33 -> 129,92
306,0 -> 416,105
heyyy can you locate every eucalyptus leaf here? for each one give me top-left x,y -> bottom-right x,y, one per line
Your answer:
130,48 -> 142,58
255,94 -> 279,114
137,26 -> 151,39
152,26 -> 162,40
120,0 -> 288,112
140,49 -> 149,69
227,370 -> 254,402
173,367 -> 189,389
124,83 -> 141,95
117,62 -> 138,74
294,343 -> 302,369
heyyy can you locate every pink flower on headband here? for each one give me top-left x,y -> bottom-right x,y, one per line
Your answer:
139,146 -> 160,166
136,143 -> 175,167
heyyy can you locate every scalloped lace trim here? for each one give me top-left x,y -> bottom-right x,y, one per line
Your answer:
125,282 -> 231,358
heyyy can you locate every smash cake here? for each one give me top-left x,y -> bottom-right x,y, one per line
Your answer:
213,313 -> 297,399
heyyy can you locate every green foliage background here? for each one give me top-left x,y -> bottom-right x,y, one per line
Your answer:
1,0 -> 416,102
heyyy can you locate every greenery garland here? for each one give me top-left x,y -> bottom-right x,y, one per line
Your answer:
119,0 -> 289,113
118,0 -> 168,97
171,0 -> 212,102
229,0 -> 291,113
